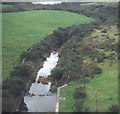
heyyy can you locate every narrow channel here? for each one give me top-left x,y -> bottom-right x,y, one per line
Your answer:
20,52 -> 58,112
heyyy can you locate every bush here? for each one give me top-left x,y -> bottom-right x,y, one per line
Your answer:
74,100 -> 84,112
53,29 -> 64,38
20,51 -> 27,60
101,29 -> 107,33
81,46 -> 92,56
93,67 -> 102,74
68,24 -> 91,38
19,64 -> 34,78
2,77 -> 26,112
10,67 -> 21,77
97,56 -> 104,63
2,90 -> 11,98
2,96 -> 16,112
50,67 -> 63,80
25,50 -> 42,61
2,77 -> 26,96
108,105 -> 119,112
53,28 -> 70,47
74,86 -> 86,99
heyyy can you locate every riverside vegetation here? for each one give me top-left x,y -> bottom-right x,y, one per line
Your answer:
2,2 -> 119,112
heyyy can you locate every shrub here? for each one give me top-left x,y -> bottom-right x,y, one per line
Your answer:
2,90 -> 11,98
20,51 -> 27,60
74,100 -> 84,112
2,96 -> 16,112
53,29 -> 64,38
53,28 -> 69,47
81,46 -> 92,56
101,29 -> 107,33
2,77 -> 26,96
2,77 -> 26,112
84,107 -> 90,112
25,51 -> 42,61
10,68 -> 21,77
50,67 -> 63,80
108,105 -> 119,112
93,67 -> 102,74
97,57 -> 104,63
19,64 -> 34,78
74,86 -> 86,99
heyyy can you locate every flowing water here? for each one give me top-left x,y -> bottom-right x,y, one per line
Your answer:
21,52 -> 58,112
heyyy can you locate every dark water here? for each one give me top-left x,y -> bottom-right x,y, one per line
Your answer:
20,52 -> 58,112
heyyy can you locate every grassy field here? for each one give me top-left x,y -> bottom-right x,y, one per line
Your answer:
1,4 -> 13,9
60,59 -> 118,112
59,26 -> 118,112
2,10 -> 94,80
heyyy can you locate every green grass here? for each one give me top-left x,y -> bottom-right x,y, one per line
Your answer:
60,59 -> 118,112
1,4 -> 13,9
2,10 -> 94,80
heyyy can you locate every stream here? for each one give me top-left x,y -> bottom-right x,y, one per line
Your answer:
19,52 -> 59,112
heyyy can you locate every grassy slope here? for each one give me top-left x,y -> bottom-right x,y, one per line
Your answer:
2,10 -> 94,80
60,59 -> 118,112
59,26 -> 118,112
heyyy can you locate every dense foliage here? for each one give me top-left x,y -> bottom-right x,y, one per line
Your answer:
74,86 -> 86,99
73,86 -> 86,112
50,23 -> 104,86
108,105 -> 119,112
2,77 -> 26,112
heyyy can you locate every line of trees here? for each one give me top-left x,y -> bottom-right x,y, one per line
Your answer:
2,2 -> 118,26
